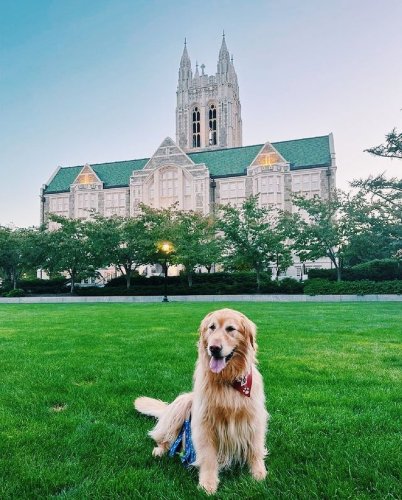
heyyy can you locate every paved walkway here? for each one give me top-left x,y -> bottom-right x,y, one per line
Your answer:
0,294 -> 401,303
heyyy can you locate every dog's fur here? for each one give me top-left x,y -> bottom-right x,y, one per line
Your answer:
134,308 -> 268,494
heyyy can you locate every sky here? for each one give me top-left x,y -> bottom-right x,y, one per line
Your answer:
1,0 -> 401,227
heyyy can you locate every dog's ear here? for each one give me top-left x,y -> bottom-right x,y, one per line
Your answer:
199,312 -> 214,336
241,315 -> 257,350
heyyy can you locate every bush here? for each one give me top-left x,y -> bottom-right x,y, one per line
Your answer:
351,259 -> 402,281
304,279 -> 402,295
17,278 -> 68,294
5,288 -> 26,297
76,275 -> 304,296
308,259 -> 402,282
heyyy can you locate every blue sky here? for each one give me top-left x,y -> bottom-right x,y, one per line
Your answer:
1,0 -> 401,227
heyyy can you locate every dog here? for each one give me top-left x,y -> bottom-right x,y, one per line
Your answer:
134,308 -> 269,494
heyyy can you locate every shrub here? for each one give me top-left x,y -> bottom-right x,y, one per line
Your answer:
351,259 -> 402,281
278,278 -> 305,294
5,288 -> 26,297
308,259 -> 402,282
18,278 -> 68,294
76,275 -> 305,296
304,279 -> 402,295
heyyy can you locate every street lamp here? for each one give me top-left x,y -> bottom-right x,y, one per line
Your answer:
159,241 -> 174,302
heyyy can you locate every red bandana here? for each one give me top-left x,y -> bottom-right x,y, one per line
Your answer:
232,371 -> 252,397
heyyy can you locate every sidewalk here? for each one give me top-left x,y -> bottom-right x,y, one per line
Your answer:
0,294 -> 401,303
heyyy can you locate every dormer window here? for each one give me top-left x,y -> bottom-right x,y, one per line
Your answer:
77,172 -> 97,184
208,104 -> 217,145
192,106 -> 201,148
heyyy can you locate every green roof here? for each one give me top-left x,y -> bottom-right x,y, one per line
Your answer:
45,159 -> 148,194
44,135 -> 331,194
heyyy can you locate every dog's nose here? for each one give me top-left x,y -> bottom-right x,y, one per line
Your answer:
209,345 -> 222,357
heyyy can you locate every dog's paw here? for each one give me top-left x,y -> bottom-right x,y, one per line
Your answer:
251,460 -> 267,481
152,446 -> 166,457
199,474 -> 219,495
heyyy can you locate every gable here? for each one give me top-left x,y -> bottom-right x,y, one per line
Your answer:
142,137 -> 196,171
73,164 -> 102,185
249,142 -> 288,169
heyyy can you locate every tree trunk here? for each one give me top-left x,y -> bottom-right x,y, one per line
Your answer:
256,268 -> 261,292
12,269 -> 17,290
70,271 -> 75,294
125,266 -> 132,289
336,265 -> 342,282
275,256 -> 280,282
187,272 -> 193,288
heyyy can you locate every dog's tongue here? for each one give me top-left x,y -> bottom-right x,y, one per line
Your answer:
210,357 -> 227,373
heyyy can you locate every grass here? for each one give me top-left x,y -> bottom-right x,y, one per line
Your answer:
0,302 -> 401,499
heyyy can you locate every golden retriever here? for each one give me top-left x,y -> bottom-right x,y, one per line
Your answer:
134,308 -> 268,494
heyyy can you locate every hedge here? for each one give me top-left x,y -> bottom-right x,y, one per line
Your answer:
304,279 -> 402,295
77,277 -> 304,296
308,259 -> 402,282
1,288 -> 25,298
105,271 -> 273,288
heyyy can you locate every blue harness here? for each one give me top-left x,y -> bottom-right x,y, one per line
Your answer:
169,418 -> 196,467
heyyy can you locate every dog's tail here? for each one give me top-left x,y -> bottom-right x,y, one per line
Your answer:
134,397 -> 168,419
149,392 -> 193,445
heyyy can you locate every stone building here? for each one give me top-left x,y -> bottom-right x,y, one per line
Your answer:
41,35 -> 337,279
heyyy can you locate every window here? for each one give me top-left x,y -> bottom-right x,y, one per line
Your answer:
49,196 -> 69,215
192,106 -> 201,148
76,192 -> 98,218
77,172 -> 96,184
104,191 -> 126,216
208,104 -> 217,145
160,168 -> 178,198
219,180 -> 245,205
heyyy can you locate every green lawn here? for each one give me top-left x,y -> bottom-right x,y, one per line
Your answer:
0,303 -> 401,499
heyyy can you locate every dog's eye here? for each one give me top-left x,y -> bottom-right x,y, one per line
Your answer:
226,326 -> 236,333
209,324 -> 216,331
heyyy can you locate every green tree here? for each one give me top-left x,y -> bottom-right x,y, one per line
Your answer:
349,174 -> 402,262
0,226 -> 44,289
87,214 -> 156,289
42,215 -> 97,294
172,211 -> 221,287
365,128 -> 402,159
218,196 -> 287,290
289,191 -> 360,282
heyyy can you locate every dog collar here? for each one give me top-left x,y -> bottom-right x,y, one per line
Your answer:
232,371 -> 252,397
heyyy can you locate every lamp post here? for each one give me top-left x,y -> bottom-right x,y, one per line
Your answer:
160,241 -> 174,302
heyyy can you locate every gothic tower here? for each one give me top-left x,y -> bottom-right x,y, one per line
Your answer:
176,34 -> 243,152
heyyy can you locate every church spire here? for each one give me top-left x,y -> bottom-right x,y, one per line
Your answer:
180,38 -> 191,67
217,31 -> 231,78
219,31 -> 229,60
178,38 -> 192,90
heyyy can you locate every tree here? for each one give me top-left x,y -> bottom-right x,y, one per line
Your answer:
172,211 -> 221,287
289,191 -> 361,281
42,215 -> 98,294
365,128 -> 402,159
218,196 -> 288,290
87,214 -> 156,289
349,174 -> 402,262
139,205 -> 221,287
0,226 -> 44,289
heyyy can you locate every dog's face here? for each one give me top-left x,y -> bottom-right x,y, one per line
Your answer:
199,308 -> 256,374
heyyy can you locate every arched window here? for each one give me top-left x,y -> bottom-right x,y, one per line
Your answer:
192,106 -> 201,148
208,104 -> 217,145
